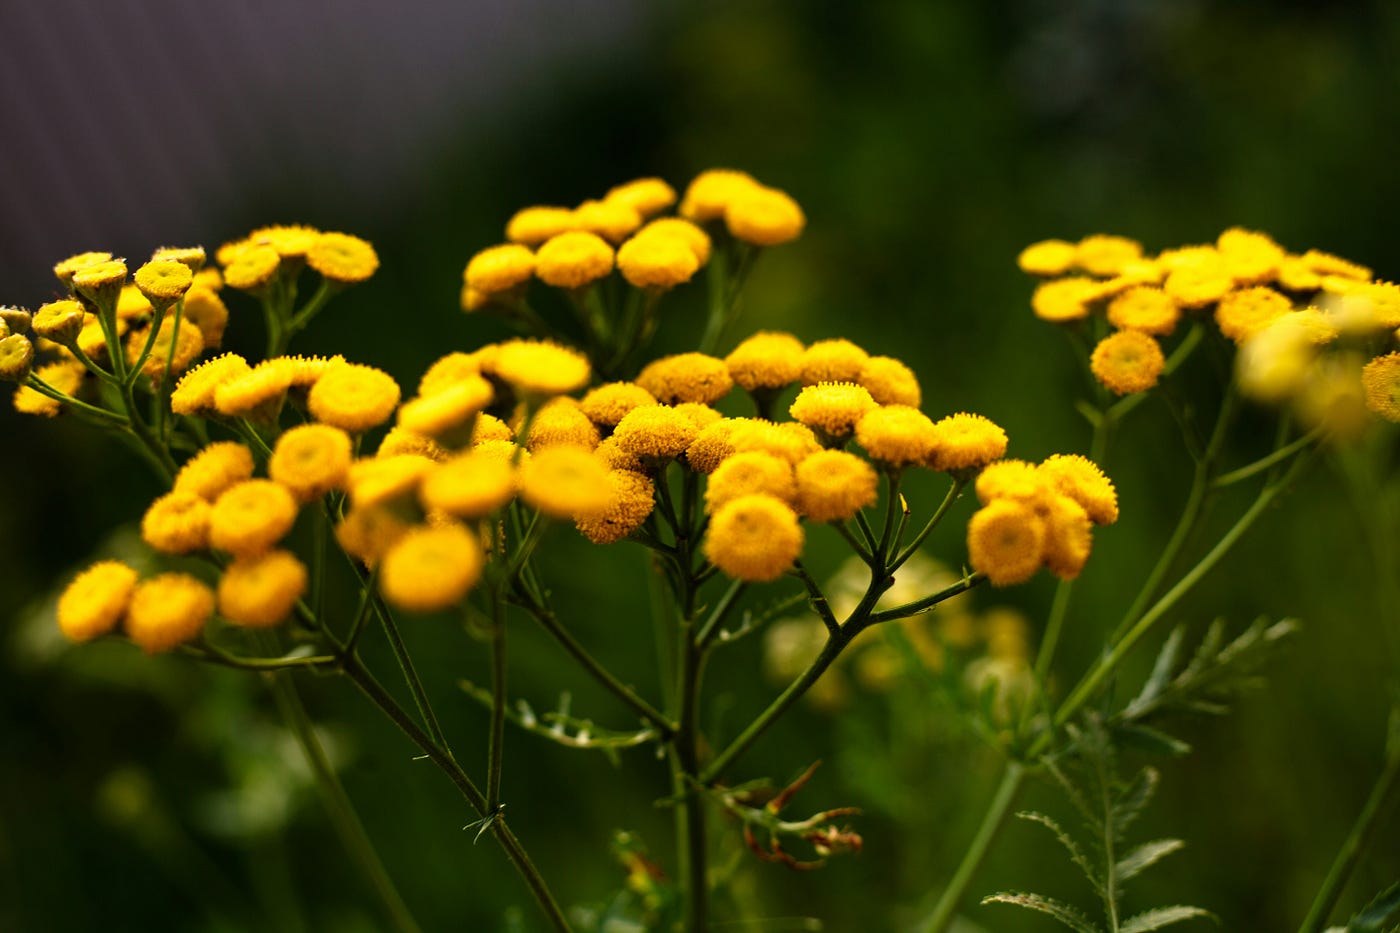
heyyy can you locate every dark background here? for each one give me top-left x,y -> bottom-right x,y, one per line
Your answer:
3,1 -> 1399,930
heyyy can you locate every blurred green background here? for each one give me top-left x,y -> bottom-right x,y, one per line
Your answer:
3,1 -> 1399,930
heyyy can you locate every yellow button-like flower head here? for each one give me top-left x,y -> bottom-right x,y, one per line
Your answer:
1041,494 -> 1093,581
218,550 -> 308,628
800,338 -> 869,385
336,505 -> 412,567
574,199 -> 643,244
32,300 -> 86,345
213,357 -> 296,420
465,244 -> 537,294
616,231 -> 700,289
182,287 -> 230,348
209,480 -> 300,557
576,470 -> 656,544
71,259 -> 128,306
1031,277 -> 1098,323
605,177 -> 677,217
270,423 -> 353,501
724,186 -> 805,247
706,451 -> 797,513
398,376 -> 494,440
535,231 -> 614,289
704,494 -> 804,582
307,362 -> 401,433
222,244 -> 281,292
679,169 -> 760,222
1215,286 -> 1292,343
1089,331 -> 1165,396
795,450 -> 877,522
53,251 -> 112,286
726,331 -> 805,392
1076,235 -> 1143,278
1361,351 -> 1400,422
57,561 -> 138,643
967,499 -> 1046,587
13,361 -> 84,416
420,451 -> 518,519
506,207 -> 577,246
174,441 -> 256,501
927,413 -> 1009,473
125,573 -> 215,654
519,445 -> 612,520
637,352 -> 733,405
1107,286 -> 1180,337
491,339 -> 591,398
347,454 -> 435,510
580,381 -> 658,428
307,232 -> 379,283
975,459 -> 1050,506
134,259 -> 193,306
612,405 -> 700,462
525,397 -> 602,452
858,356 -> 921,407
637,218 -> 711,264
855,405 -> 938,468
1217,227 -> 1284,285
150,245 -> 207,273
1038,454 -> 1118,525
142,490 -> 212,554
380,523 -> 485,613
789,382 -> 878,440
0,334 -> 35,382
685,418 -> 748,474
1017,239 -> 1077,277
729,419 -> 820,466
172,353 -> 252,416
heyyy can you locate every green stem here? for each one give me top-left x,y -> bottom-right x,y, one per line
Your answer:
676,613 -> 708,933
696,579 -> 747,649
1212,428 -> 1320,489
487,590 -> 508,810
890,478 -> 966,573
917,761 -> 1027,933
24,374 -> 127,425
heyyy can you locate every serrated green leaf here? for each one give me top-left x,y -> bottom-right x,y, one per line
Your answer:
1043,755 -> 1102,833
1116,838 -> 1185,882
1350,881 -> 1400,932
1114,723 -> 1193,758
982,891 -> 1104,933
1017,811 -> 1102,894
1119,905 -> 1214,932
1133,626 -> 1186,709
1112,767 -> 1159,837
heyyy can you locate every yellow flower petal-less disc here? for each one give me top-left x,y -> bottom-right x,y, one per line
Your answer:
142,490 -> 212,554
967,499 -> 1046,586
379,523 -> 484,613
704,494 -> 804,582
307,363 -> 401,433
174,441 -> 256,501
794,450 -> 878,522
209,480 -> 300,557
57,561 -> 138,642
270,423 -> 353,501
125,573 -> 215,654
1089,331 -> 1165,396
218,550 -> 308,627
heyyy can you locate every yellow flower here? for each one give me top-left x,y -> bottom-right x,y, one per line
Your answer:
725,331 -> 805,393
858,355 -> 921,407
472,413 -> 515,444
1016,239 -> 1077,277
465,244 -> 537,294
596,435 -> 644,473
141,490 -> 212,554
1215,286 -> 1292,343
616,231 -> 700,289
248,225 -> 321,258
1037,454 -> 1118,525
125,573 -> 215,654
1301,248 -> 1371,282
380,522 -> 485,613
967,499 -> 1046,586
490,339 -> 591,398
57,561 -> 138,643
14,361 -> 84,416
218,550 -> 308,627
1235,316 -> 1321,403
213,357 -> 296,419
1041,494 -> 1093,581
222,244 -> 281,292
378,426 -> 449,461
795,450 -> 878,522
975,460 -> 1050,506
1089,331 -> 1165,396
927,412 -> 1009,473
576,470 -> 656,544
506,207 -> 578,246
1295,355 -> 1370,440
133,259 -> 193,306
535,231 -> 614,288
209,480 -> 300,557
729,419 -> 821,466
150,245 -> 207,273
686,418 -> 747,473
637,217 -> 712,264
53,251 -> 112,286
172,352 -> 253,416
347,454 -> 436,509
1031,277 -> 1098,323
1107,286 -> 1180,336
31,299 -> 86,345
174,441 -> 256,501
417,351 -> 483,396
525,397 -> 602,452
789,382 -> 878,440
1276,254 -> 1323,292
705,451 -> 797,512
612,405 -> 700,461
704,494 -> 804,582
1075,235 -> 1143,278
182,287 -> 230,348
855,405 -> 938,468
307,362 -> 401,432
126,317 -> 205,378
336,505 -> 412,567
637,352 -> 733,405
573,198 -> 644,244
580,382 -> 658,428
518,445 -> 613,519
75,313 -> 123,362
724,186 -> 805,247
679,169 -> 760,222
800,338 -> 869,384
1217,227 -> 1284,284
1163,251 -> 1234,308
605,177 -> 677,217
420,450 -> 517,518
71,259 -> 129,305
269,424 -> 353,501
1361,352 -> 1400,422
307,231 -> 379,283
398,376 -> 494,439
0,333 -> 35,382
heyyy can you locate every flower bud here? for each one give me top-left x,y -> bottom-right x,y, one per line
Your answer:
0,306 -> 31,335
31,299 -> 86,345
0,333 -> 35,381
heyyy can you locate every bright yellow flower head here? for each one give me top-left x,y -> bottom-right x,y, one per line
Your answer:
133,259 -> 193,305
71,259 -> 129,305
465,244 -> 537,294
1076,235 -> 1143,278
183,287 -> 230,349
1361,352 -> 1400,422
800,338 -> 869,385
573,199 -> 644,244
795,450 -> 878,523
420,451 -> 518,519
491,339 -> 591,398
1107,286 -> 1181,337
927,413 -> 1009,473
679,169 -> 761,222
307,362 -> 401,433
31,299 -> 86,345
595,436 -> 644,473
1235,315 -> 1322,403
472,413 -> 515,444
247,225 -> 321,258
506,206 -> 578,246
1163,251 -> 1234,308
855,405 -> 938,468
1295,355 -> 1371,440
14,361 -> 84,416
637,352 -> 733,405
637,217 -> 712,265
685,418 -> 748,474
605,177 -> 678,217
725,331 -> 805,393
724,186 -> 805,247
150,245 -> 207,273
729,419 -> 821,466
675,402 -> 722,431
347,454 -> 436,510
576,470 -> 656,544
57,561 -> 138,643
1017,239 -> 1078,277
967,498 -> 1046,587
171,353 -> 252,416
380,522 -> 485,613
580,382 -> 658,428
1216,227 -> 1284,285
1031,277 -> 1098,323
174,441 -> 256,501
535,231 -> 615,288
269,423 -> 353,501
125,573 -> 215,654
126,317 -> 205,378
789,382 -> 878,440
378,426 -> 449,461
209,480 -> 300,557
525,397 -> 602,452
1089,331 -> 1165,396
1041,494 -> 1093,581
336,505 -> 412,567
0,333 -> 35,382
612,405 -> 701,461
1038,454 -> 1118,525
616,231 -> 700,289
1301,248 -> 1371,282
858,355 -> 922,407
53,251 -> 112,286
141,490 -> 212,554
212,357 -> 296,420
1215,286 -> 1292,343
975,459 -> 1051,506
705,451 -> 797,512
518,445 -> 612,520
704,494 -> 804,582
222,244 -> 281,292
397,376 -> 494,439
417,351 -> 483,397
218,550 -> 308,628
307,231 -> 379,283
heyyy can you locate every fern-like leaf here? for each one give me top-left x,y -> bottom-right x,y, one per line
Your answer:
1112,767 -> 1160,839
1119,905 -> 1214,932
1017,811 -> 1102,894
982,892 -> 1105,933
1116,839 -> 1185,882
1349,881 -> 1400,932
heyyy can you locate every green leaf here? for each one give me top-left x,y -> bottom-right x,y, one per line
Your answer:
1112,767 -> 1160,837
1114,723 -> 1193,758
1132,626 -> 1186,709
1350,881 -> 1400,932
1017,811 -> 1102,894
1119,905 -> 1214,932
982,892 -> 1104,933
1116,838 -> 1186,882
